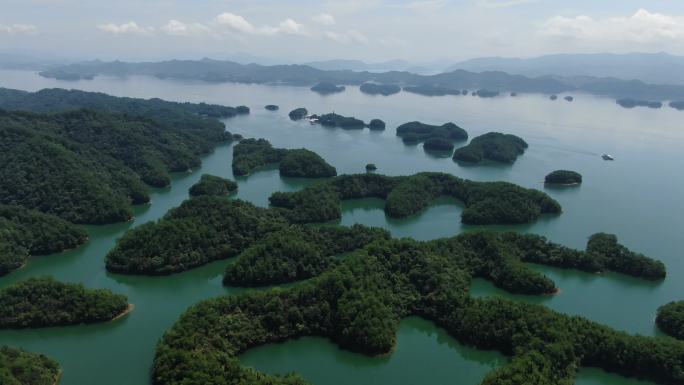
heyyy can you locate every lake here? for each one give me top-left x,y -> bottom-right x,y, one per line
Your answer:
0,69 -> 682,385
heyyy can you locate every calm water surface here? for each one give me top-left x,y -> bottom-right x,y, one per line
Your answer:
0,70 -> 681,385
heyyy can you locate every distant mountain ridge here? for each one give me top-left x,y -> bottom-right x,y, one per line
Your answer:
447,53 -> 684,86
38,57 -> 684,101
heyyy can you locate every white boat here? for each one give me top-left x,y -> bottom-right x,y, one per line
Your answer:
602,154 -> 614,161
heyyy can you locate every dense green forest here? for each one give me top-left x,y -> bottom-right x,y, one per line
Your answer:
396,121 -> 468,146
317,113 -> 366,129
453,132 -> 528,164
0,89 -> 239,224
0,346 -> 60,385
224,224 -> 390,286
265,104 -> 279,111
0,205 -> 87,276
657,301 -> 684,340
189,174 -> 238,197
545,170 -> 582,185
153,232 -> 680,385
106,197 -> 287,275
423,137 -> 456,152
289,108 -> 308,120
0,277 -> 129,328
232,138 -> 336,178
475,89 -> 499,98
310,82 -> 345,95
359,83 -> 401,96
368,119 -> 386,131
269,172 -> 560,225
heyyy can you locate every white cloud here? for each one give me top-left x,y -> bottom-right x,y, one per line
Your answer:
324,29 -> 368,44
98,21 -> 154,36
215,12 -> 305,36
311,13 -> 336,26
541,9 -> 684,44
0,23 -> 38,34
215,12 -> 256,34
162,20 -> 210,36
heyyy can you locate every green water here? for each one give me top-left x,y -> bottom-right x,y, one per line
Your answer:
0,70 -> 682,385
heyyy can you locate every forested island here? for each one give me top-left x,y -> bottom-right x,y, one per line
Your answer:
550,94 -> 558,100
366,163 -> 377,171
565,96 -> 574,102
310,82 -> 346,95
0,205 -> 87,276
265,104 -> 279,111
0,277 -> 130,328
617,98 -> 663,109
0,346 -> 61,385
106,173 -> 559,275
359,83 -> 401,96
657,301 -> 684,340
317,113 -> 366,129
232,138 -> 336,178
368,119 -> 386,130
269,172 -> 560,224
545,170 -> 583,185
224,225 -> 390,286
0,88 -> 239,224
189,174 -> 238,197
106,197 -> 287,275
403,85 -> 461,96
396,121 -> 468,149
670,101 -> 684,110
453,132 -> 528,164
474,89 -> 499,98
289,107 -> 308,120
152,230 -> 680,385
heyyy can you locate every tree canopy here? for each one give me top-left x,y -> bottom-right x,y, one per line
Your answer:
0,277 -> 129,328
232,138 -> 336,178
453,132 -> 528,164
657,301 -> 684,340
0,346 -> 60,385
0,205 -> 87,277
545,170 -> 582,185
396,121 -> 468,147
189,174 -> 238,197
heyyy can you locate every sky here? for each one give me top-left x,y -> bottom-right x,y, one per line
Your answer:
2,0 -> 684,63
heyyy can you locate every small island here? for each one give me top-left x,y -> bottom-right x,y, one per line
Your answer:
189,174 -> 238,197
368,119 -> 386,131
0,346 -> 61,385
366,163 -> 377,171
475,89 -> 499,98
318,112 -> 366,129
423,137 -> 455,152
403,85 -> 461,96
236,105 -> 250,114
310,82 -> 346,95
279,149 -> 337,178
656,301 -> 684,340
359,83 -> 401,96
564,96 -> 574,102
232,138 -> 336,178
289,107 -> 308,120
544,170 -> 582,185
510,92 -> 517,97
453,132 -> 528,164
1,205 -> 88,277
0,277 -> 130,328
396,121 -> 468,148
550,95 -> 558,101
264,104 -> 279,111
616,98 -> 663,109
669,101 -> 684,111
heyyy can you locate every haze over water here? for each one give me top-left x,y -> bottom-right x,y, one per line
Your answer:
0,69 -> 681,385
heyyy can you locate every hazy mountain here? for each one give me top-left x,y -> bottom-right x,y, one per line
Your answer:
38,58 -> 684,101
447,53 -> 684,86
305,59 -> 413,72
